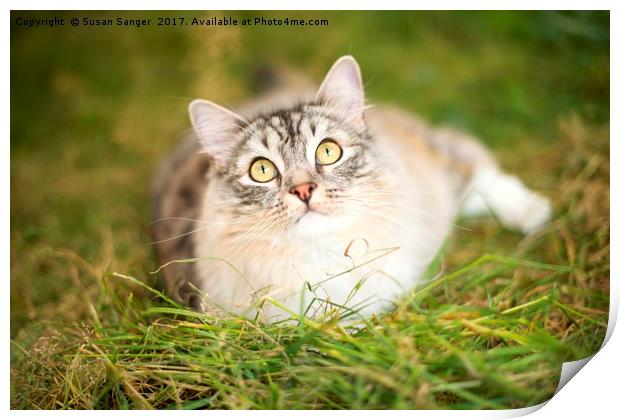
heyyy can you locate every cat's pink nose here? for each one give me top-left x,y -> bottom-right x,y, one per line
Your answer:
289,182 -> 317,203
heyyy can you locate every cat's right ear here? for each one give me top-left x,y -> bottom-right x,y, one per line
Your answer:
316,56 -> 365,128
189,99 -> 244,163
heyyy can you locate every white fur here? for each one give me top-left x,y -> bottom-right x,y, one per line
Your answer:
460,167 -> 552,233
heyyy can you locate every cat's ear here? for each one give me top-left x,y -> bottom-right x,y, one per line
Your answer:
189,99 -> 244,163
316,55 -> 365,127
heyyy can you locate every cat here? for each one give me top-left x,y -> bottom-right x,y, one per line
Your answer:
151,56 -> 551,323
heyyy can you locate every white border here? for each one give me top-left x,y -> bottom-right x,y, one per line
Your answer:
4,2 -> 616,418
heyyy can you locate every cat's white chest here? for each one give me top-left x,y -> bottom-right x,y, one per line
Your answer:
193,206 -> 448,322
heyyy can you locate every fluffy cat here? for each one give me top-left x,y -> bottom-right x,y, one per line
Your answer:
151,56 -> 551,322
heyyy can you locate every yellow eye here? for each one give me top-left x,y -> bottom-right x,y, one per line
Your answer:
249,158 -> 278,183
315,140 -> 342,165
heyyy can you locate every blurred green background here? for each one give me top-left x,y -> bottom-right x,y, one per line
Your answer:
11,10 -> 609,338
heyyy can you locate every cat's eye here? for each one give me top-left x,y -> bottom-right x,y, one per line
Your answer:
315,140 -> 342,165
249,158 -> 278,183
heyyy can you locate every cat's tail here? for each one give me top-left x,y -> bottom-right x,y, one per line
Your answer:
236,64 -> 316,117
251,63 -> 316,95
253,65 -> 286,93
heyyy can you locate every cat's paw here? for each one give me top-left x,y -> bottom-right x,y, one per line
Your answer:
517,191 -> 552,234
466,168 -> 552,234
490,174 -> 552,234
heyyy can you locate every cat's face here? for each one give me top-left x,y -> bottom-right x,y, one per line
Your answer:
190,56 -> 388,239
221,103 -> 381,236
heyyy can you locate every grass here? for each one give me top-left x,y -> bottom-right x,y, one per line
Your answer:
10,11 -> 609,409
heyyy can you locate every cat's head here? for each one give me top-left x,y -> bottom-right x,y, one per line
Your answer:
189,56 -> 390,240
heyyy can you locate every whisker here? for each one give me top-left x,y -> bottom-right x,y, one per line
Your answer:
148,216 -> 206,227
146,225 -> 209,245
340,196 -> 471,231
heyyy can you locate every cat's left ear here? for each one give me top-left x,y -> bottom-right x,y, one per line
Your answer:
316,55 -> 365,128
